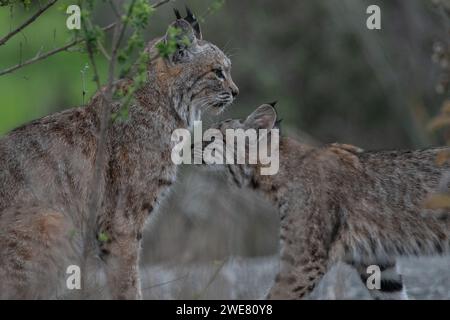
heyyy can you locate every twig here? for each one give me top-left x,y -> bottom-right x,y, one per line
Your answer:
96,39 -> 112,61
108,0 -> 121,19
152,0 -> 171,9
0,0 -> 171,76
0,0 -> 58,46
111,0 -> 137,61
0,23 -> 116,77
81,0 -> 137,298
0,39 -> 77,76
194,259 -> 227,299
78,2 -> 117,298
85,0 -> 137,223
83,18 -> 110,89
142,274 -> 190,291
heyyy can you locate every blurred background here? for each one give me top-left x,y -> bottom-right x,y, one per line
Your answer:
0,0 -> 449,299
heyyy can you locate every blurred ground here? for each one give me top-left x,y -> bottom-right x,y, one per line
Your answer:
140,168 -> 450,300
140,257 -> 450,299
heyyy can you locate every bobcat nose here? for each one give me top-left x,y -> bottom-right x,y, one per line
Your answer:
230,84 -> 239,98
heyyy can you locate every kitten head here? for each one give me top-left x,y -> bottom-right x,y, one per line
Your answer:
145,7 -> 239,123
205,103 -> 279,187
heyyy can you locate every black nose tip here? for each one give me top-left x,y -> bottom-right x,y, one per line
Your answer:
231,87 -> 239,98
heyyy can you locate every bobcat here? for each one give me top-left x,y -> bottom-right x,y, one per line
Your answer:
208,104 -> 450,300
0,9 -> 238,299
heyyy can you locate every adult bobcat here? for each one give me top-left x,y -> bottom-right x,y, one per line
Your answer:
0,10 -> 238,299
209,104 -> 450,300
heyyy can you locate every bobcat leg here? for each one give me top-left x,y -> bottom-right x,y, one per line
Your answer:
267,252 -> 329,299
101,233 -> 142,300
354,259 -> 408,300
267,192 -> 337,300
267,228 -> 330,300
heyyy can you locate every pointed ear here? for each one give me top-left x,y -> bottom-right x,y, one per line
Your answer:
165,19 -> 197,46
244,104 -> 278,130
184,6 -> 202,40
172,6 -> 202,39
164,19 -> 199,63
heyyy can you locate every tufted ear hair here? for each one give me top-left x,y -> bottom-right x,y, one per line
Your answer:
244,104 -> 278,131
173,6 -> 202,40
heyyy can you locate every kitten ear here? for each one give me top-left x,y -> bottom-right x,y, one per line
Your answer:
244,104 -> 278,130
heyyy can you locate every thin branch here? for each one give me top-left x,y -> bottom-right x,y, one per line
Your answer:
81,0 -> 136,299
86,0 -> 138,219
141,274 -> 190,291
0,0 -> 58,46
111,0 -> 137,62
194,259 -> 228,299
152,0 -> 171,9
0,23 -> 116,77
108,0 -> 121,19
0,38 -> 78,76
83,18 -> 111,89
0,0 -> 172,77
96,39 -> 112,61
78,6 -> 117,298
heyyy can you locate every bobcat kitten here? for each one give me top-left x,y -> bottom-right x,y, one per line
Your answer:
0,10 -> 238,299
209,104 -> 449,300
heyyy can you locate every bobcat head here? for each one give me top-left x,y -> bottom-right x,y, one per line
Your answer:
204,103 -> 279,187
142,7 -> 239,125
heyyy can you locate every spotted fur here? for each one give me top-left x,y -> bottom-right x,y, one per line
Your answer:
0,13 -> 238,299
210,104 -> 450,300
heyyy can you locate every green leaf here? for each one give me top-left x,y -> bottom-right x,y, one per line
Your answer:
68,229 -> 77,240
98,232 -> 109,243
156,26 -> 182,58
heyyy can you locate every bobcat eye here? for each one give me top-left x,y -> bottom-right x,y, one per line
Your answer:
213,68 -> 225,80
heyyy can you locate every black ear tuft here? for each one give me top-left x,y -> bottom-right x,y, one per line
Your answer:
172,7 -> 202,40
268,101 -> 278,108
185,6 -> 194,20
173,8 -> 182,19
275,118 -> 283,126
185,6 -> 202,39
179,6 -> 202,39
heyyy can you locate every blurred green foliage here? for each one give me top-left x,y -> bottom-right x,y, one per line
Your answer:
0,0 -> 108,134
